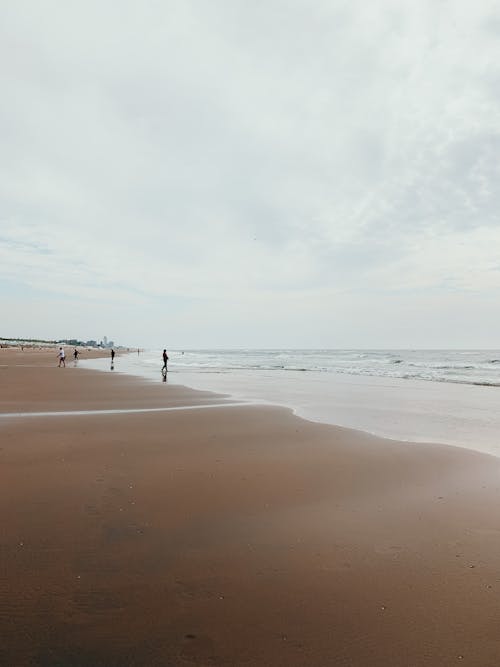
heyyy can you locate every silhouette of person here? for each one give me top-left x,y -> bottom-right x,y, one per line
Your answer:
58,347 -> 66,367
162,349 -> 169,373
111,349 -> 115,362
73,348 -> 79,361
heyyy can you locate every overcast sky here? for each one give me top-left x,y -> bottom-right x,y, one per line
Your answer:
1,1 -> 500,348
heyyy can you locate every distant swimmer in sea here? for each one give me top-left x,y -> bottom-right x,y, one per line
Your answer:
58,347 -> 66,368
162,349 -> 169,374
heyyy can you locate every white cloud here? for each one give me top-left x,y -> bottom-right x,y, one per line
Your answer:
1,0 -> 500,346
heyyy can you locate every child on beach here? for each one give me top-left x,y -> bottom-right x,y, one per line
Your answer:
58,347 -> 66,367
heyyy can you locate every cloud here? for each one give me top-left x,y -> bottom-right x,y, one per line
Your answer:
1,1 -> 500,346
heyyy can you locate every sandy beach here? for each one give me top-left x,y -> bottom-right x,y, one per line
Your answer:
2,348 -> 500,666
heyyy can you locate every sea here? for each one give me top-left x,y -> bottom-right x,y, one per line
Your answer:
82,349 -> 500,457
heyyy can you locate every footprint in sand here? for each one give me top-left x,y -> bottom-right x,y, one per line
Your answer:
374,544 -> 404,557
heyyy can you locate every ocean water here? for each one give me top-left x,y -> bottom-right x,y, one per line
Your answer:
166,349 -> 500,387
82,349 -> 500,457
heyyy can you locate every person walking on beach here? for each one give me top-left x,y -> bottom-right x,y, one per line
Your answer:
111,348 -> 115,362
58,347 -> 66,368
162,349 -> 169,373
73,348 -> 79,361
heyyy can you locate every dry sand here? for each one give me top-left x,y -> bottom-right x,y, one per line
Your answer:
2,348 -> 500,666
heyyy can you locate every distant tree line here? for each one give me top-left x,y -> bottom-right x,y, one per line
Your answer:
0,337 -> 102,347
1,337 -> 57,344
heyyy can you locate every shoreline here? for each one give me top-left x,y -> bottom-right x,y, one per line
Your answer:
83,351 -> 500,458
2,348 -> 500,665
6,347 -> 496,462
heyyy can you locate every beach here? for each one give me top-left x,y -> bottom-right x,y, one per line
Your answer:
2,348 -> 500,666
83,349 -> 500,456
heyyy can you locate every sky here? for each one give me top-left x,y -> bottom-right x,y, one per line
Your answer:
1,0 -> 500,349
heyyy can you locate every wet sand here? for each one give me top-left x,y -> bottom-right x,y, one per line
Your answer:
2,349 -> 500,666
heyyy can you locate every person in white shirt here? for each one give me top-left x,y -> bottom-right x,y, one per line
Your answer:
58,347 -> 66,368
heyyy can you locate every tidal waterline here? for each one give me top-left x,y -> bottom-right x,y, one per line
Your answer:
82,350 -> 500,457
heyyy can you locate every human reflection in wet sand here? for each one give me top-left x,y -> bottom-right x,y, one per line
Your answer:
162,367 -> 167,383
110,363 -> 114,371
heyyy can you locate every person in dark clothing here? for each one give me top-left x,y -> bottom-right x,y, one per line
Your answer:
162,349 -> 169,373
111,349 -> 115,362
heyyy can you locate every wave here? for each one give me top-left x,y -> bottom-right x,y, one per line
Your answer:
168,349 -> 500,389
